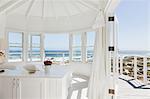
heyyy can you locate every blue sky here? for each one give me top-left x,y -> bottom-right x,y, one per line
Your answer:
44,32 -> 95,50
116,0 -> 149,51
44,33 -> 69,50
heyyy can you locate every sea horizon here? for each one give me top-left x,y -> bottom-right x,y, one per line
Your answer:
119,50 -> 150,56
8,49 -> 150,58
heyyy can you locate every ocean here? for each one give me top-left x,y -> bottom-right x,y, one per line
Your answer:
8,50 -> 150,61
119,50 -> 150,56
8,50 -> 93,61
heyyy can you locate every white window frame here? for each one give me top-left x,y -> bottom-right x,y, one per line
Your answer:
7,31 -> 24,62
86,32 -> 95,63
6,31 -> 95,63
70,32 -> 95,63
28,33 -> 44,62
71,33 -> 83,62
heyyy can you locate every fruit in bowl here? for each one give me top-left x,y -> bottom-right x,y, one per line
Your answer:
44,59 -> 52,66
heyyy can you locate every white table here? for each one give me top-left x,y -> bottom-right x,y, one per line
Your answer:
0,67 -> 72,99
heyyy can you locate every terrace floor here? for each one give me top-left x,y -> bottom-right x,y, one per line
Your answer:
117,79 -> 150,99
68,74 -> 150,99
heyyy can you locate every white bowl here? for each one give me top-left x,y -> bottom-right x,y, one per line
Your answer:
24,64 -> 37,73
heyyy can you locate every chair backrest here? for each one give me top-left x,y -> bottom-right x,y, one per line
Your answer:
69,62 -> 92,77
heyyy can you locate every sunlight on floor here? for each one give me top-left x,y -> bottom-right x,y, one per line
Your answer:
117,79 -> 150,99
68,74 -> 89,99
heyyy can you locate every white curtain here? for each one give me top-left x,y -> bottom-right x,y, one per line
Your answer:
88,28 -> 107,99
92,10 -> 105,29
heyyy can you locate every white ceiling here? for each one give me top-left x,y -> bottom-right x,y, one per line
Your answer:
0,0 -> 109,33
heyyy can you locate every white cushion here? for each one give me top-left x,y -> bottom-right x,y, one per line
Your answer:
69,62 -> 92,77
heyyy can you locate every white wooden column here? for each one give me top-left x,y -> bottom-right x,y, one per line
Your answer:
120,57 -> 123,75
116,55 -> 119,75
81,32 -> 87,63
114,16 -> 119,77
23,32 -> 28,62
105,15 -> 116,99
143,57 -> 147,84
40,33 -> 45,61
5,30 -> 9,62
69,33 -> 73,63
134,56 -> 137,79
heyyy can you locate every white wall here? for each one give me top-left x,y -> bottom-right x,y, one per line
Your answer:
0,14 -> 6,38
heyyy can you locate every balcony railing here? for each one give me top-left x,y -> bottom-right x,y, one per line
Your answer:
118,55 -> 150,85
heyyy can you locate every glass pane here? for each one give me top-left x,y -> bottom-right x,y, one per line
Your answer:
87,32 -> 95,46
86,32 -> 95,63
73,33 -> 81,46
72,47 -> 82,62
28,34 -> 41,62
44,33 -> 69,64
86,46 -> 94,62
30,49 -> 41,61
32,35 -> 40,47
8,32 -> 23,62
9,32 -> 22,45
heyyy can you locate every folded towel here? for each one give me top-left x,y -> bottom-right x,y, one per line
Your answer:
119,75 -> 150,89
128,79 -> 145,88
119,75 -> 134,81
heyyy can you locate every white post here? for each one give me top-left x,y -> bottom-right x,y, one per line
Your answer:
134,56 -> 137,79
116,54 -> 119,75
62,53 -> 65,65
143,57 -> 147,84
81,32 -> 87,63
69,33 -> 73,63
23,32 -> 28,62
41,33 -> 45,61
106,15 -> 116,99
120,57 -> 123,75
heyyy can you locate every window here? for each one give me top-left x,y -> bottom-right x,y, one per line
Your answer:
28,34 -> 42,62
7,32 -> 95,63
86,32 -> 95,62
72,33 -> 82,62
44,33 -> 69,64
71,32 -> 95,63
8,32 -> 23,62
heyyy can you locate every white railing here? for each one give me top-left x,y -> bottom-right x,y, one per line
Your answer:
118,55 -> 150,84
